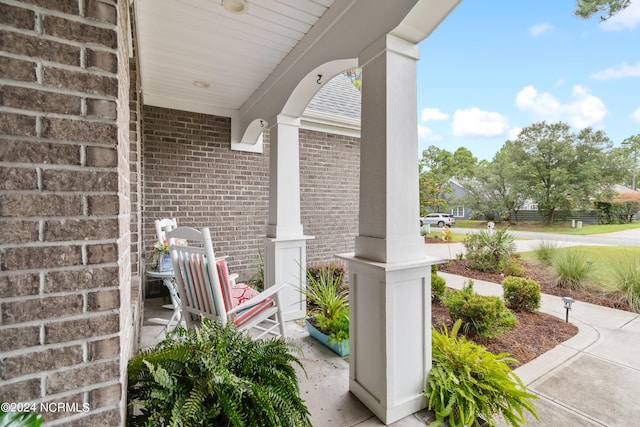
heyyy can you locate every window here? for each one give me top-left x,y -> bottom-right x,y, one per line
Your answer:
451,207 -> 464,218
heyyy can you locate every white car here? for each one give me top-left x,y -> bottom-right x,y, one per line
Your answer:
420,213 -> 456,227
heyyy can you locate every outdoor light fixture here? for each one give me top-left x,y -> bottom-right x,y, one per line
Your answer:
222,0 -> 248,14
562,296 -> 575,323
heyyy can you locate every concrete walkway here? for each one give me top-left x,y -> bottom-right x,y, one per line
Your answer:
140,234 -> 640,426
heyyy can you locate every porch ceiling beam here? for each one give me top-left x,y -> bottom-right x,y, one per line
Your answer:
233,0 -> 460,148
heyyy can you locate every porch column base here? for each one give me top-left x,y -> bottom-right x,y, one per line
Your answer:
265,236 -> 314,321
337,253 -> 439,425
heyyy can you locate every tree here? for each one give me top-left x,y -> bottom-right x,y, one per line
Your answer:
452,147 -> 478,180
345,69 -> 361,90
418,146 -> 479,213
461,144 -> 529,222
622,134 -> 640,190
509,122 -> 622,223
419,146 -> 455,213
574,0 -> 631,20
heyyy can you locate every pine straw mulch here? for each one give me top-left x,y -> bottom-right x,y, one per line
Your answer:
433,258 -> 632,367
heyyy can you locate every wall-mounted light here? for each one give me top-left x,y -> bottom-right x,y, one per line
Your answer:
222,0 -> 248,14
193,81 -> 210,89
562,296 -> 575,322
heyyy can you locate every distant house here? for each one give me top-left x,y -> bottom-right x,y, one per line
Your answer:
446,179 -> 474,219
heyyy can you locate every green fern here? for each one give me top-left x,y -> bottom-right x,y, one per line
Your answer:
426,320 -> 539,427
127,319 -> 312,426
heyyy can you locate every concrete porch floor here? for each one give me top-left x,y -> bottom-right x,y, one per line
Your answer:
139,296 -> 439,426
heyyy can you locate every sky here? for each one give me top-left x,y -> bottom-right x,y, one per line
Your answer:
416,0 -> 640,161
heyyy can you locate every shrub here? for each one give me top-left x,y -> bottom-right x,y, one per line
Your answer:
127,320 -> 312,426
502,276 -> 541,312
500,256 -> 525,277
533,240 -> 559,266
426,320 -> 539,427
431,273 -> 447,303
464,229 -> 516,273
610,252 -> 640,313
0,410 -> 43,427
303,263 -> 349,343
444,289 -> 517,338
551,248 -> 592,289
307,262 -> 345,287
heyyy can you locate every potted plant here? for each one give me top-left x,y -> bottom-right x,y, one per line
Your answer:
149,240 -> 170,271
302,264 -> 349,356
127,319 -> 312,426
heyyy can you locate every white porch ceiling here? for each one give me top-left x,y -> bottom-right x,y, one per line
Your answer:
135,0 -> 335,117
133,0 -> 462,145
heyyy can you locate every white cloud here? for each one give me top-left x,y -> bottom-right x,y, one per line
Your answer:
508,127 -> 523,140
417,124 -> 443,141
421,108 -> 449,122
515,85 -> 607,128
590,61 -> 640,80
451,108 -> 509,138
555,77 -> 566,87
529,23 -> 553,37
601,1 -> 640,30
632,108 -> 640,122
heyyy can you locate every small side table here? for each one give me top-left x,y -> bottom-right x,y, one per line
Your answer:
146,269 -> 183,337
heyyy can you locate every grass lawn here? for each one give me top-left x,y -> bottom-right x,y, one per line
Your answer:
456,220 -> 640,235
520,245 -> 640,291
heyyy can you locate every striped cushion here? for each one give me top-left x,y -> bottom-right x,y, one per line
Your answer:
215,258 -> 275,327
234,297 -> 275,328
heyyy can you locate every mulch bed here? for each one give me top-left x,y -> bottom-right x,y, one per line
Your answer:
432,258 -> 631,366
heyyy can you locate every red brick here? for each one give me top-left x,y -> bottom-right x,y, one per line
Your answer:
86,145 -> 118,167
89,383 -> 121,408
0,245 -> 83,271
86,98 -> 117,119
0,272 -> 39,298
88,336 -> 120,361
0,326 -> 40,351
44,218 -> 119,241
45,313 -> 120,344
42,117 -> 117,143
1,346 -> 83,379
0,378 -> 40,402
0,167 -> 37,190
45,267 -> 119,293
64,408 -> 121,427
87,195 -> 119,215
0,194 -> 82,217
42,169 -> 118,192
0,112 -> 36,136
85,0 -> 117,25
87,289 -> 120,311
0,56 -> 36,82
44,67 -> 117,97
87,48 -> 118,74
46,360 -> 119,394
19,0 -> 80,15
0,86 -> 81,115
87,243 -> 118,264
1,294 -> 83,324
0,139 -> 80,164
0,31 -> 81,66
0,3 -> 35,30
42,15 -> 116,49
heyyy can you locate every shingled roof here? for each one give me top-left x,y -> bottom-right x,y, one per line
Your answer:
305,73 -> 361,120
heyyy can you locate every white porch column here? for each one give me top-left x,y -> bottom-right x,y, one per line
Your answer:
264,115 -> 311,321
339,34 -> 435,425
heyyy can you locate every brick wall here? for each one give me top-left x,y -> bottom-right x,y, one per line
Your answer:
0,1 -> 133,425
142,107 -> 360,285
300,130 -> 360,268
